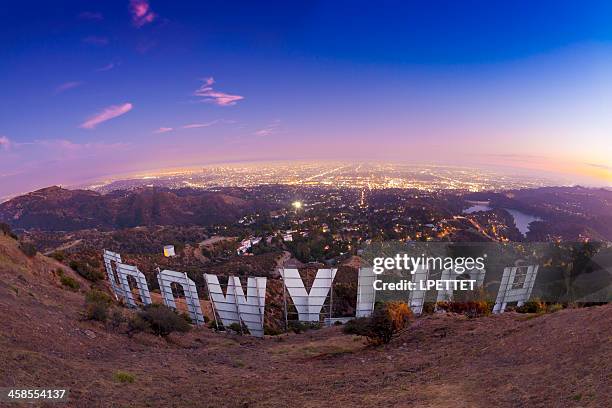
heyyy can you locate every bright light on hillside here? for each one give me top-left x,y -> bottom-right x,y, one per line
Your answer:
292,201 -> 302,209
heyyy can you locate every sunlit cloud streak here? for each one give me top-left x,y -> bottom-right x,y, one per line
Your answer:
154,127 -> 173,134
194,77 -> 244,106
254,120 -> 281,136
95,62 -> 118,72
182,120 -> 223,129
130,0 -> 156,27
80,103 -> 133,129
55,81 -> 83,94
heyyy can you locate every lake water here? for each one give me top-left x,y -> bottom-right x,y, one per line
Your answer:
463,201 -> 492,214
504,209 -> 542,236
463,201 -> 541,236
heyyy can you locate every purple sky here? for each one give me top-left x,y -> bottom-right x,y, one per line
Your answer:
1,1 -> 611,198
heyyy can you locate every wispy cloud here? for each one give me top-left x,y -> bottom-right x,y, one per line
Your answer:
80,103 -> 133,129
82,36 -> 109,46
36,139 -> 129,151
130,0 -> 156,27
79,11 -> 103,21
55,81 -> 83,94
194,77 -> 244,106
0,136 -> 11,151
182,120 -> 223,129
154,127 -> 173,134
95,61 -> 119,72
586,163 -> 612,170
254,119 -> 281,136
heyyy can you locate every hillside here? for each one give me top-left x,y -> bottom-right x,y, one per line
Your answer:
0,186 -> 266,231
0,233 -> 610,407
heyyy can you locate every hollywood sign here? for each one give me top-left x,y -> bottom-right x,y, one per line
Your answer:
103,250 -> 539,338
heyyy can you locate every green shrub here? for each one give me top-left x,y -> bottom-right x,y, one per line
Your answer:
85,289 -> 113,305
138,304 -> 190,336
343,317 -> 371,335
516,299 -> 547,314
60,275 -> 80,291
264,325 -> 283,336
547,303 -> 564,313
343,301 -> 413,345
69,260 -> 104,282
436,300 -> 492,318
18,242 -> 37,258
84,289 -> 113,322
86,301 -> 109,322
108,308 -> 125,330
287,321 -> 320,334
0,223 -> 18,240
127,314 -> 150,336
49,251 -> 65,262
113,371 -> 135,383
228,322 -> 243,333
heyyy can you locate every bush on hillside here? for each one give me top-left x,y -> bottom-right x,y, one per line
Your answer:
84,289 -> 113,322
343,301 -> 413,345
69,260 -> 104,282
113,371 -> 135,383
49,251 -> 66,262
127,314 -> 150,336
86,300 -> 109,322
0,223 -> 18,240
18,242 -> 37,258
85,289 -> 113,305
137,304 -> 190,336
60,274 -> 80,291
515,299 -> 547,314
436,300 -> 492,318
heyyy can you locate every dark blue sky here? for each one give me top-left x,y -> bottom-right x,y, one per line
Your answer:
1,1 -> 611,197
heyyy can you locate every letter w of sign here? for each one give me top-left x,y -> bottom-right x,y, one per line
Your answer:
204,274 -> 267,337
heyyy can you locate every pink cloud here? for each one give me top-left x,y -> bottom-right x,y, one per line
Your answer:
254,120 -> 281,136
130,0 -> 156,27
80,103 -> 133,129
154,127 -> 173,134
194,77 -> 244,106
55,81 -> 83,94
182,120 -> 221,129
0,136 -> 11,151
37,139 -> 129,151
95,62 -> 118,72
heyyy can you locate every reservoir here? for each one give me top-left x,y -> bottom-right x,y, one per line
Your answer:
463,201 -> 542,236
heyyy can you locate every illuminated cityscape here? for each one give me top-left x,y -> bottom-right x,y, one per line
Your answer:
84,162 -> 556,194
